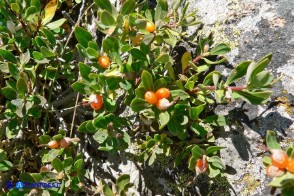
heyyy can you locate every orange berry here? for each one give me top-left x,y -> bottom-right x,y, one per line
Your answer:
146,21 -> 155,33
266,165 -> 285,177
286,158 -> 294,173
144,91 -> 157,105
156,98 -> 171,110
195,158 -> 208,174
98,56 -> 111,68
89,94 -> 103,110
156,88 -> 170,99
270,149 -> 289,169
60,137 -> 71,148
48,140 -> 59,149
40,166 -> 49,172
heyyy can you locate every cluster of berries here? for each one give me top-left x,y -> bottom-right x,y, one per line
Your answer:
144,88 -> 172,110
47,137 -> 78,149
266,149 -> 294,177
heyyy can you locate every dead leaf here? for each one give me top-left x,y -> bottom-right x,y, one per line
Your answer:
42,0 -> 58,25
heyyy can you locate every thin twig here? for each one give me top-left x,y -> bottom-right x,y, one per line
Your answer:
190,85 -> 247,93
63,2 -> 95,50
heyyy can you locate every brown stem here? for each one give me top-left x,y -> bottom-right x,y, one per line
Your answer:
192,54 -> 203,64
182,54 -> 203,74
190,85 -> 247,93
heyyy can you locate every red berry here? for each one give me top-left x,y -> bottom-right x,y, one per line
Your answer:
60,137 -> 71,148
48,140 -> 59,149
266,165 -> 285,177
89,94 -> 103,110
98,56 -> 111,68
156,98 -> 171,110
195,158 -> 208,174
156,88 -> 170,99
286,158 -> 294,173
270,149 -> 289,169
144,91 -> 157,105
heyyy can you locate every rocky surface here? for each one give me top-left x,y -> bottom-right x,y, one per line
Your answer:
186,0 -> 294,195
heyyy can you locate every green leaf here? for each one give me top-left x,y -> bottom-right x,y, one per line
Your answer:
206,146 -> 225,156
203,71 -> 221,86
141,70 -> 154,91
78,62 -> 91,81
130,98 -> 149,112
131,48 -> 147,61
24,6 -> 38,20
93,129 -> 108,144
203,115 -> 227,126
94,0 -> 112,13
159,111 -> 170,130
181,51 -> 192,72
1,87 -> 17,100
0,150 -> 7,162
203,57 -> 228,65
208,164 -> 221,178
116,174 -> 131,191
170,89 -> 190,100
155,53 -> 170,64
250,53 -> 272,79
20,173 -> 36,183
0,160 -> 12,171
74,27 -> 93,48
28,107 -> 41,118
210,43 -> 231,55
121,0 -> 135,15
63,157 -> 73,168
100,10 -> 116,27
11,3 -> 20,13
71,81 -> 90,94
17,77 -> 28,96
190,123 -> 208,138
262,156 -> 271,165
191,145 -> 202,159
268,172 -> 294,187
46,18 -> 67,30
235,90 -> 272,105
47,149 -> 61,162
225,61 -> 252,85
207,156 -> 226,170
32,51 -> 44,60
31,0 -> 41,12
52,158 -> 63,172
41,46 -> 55,57
248,71 -> 274,88
155,0 -> 168,21
172,0 -> 184,10
39,135 -> 51,144
0,49 -> 18,63
74,159 -> 83,170
266,130 -> 281,150
189,104 -> 205,120
102,182 -> 115,196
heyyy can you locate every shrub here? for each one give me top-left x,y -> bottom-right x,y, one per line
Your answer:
0,0 -> 276,194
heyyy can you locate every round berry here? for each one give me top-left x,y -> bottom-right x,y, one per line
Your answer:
195,158 -> 208,174
60,137 -> 71,148
156,88 -> 170,99
146,21 -> 155,33
144,91 -> 157,105
286,158 -> 294,173
48,140 -> 59,149
270,149 -> 289,169
266,165 -> 285,177
89,94 -> 103,111
98,56 -> 111,68
156,98 -> 171,110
